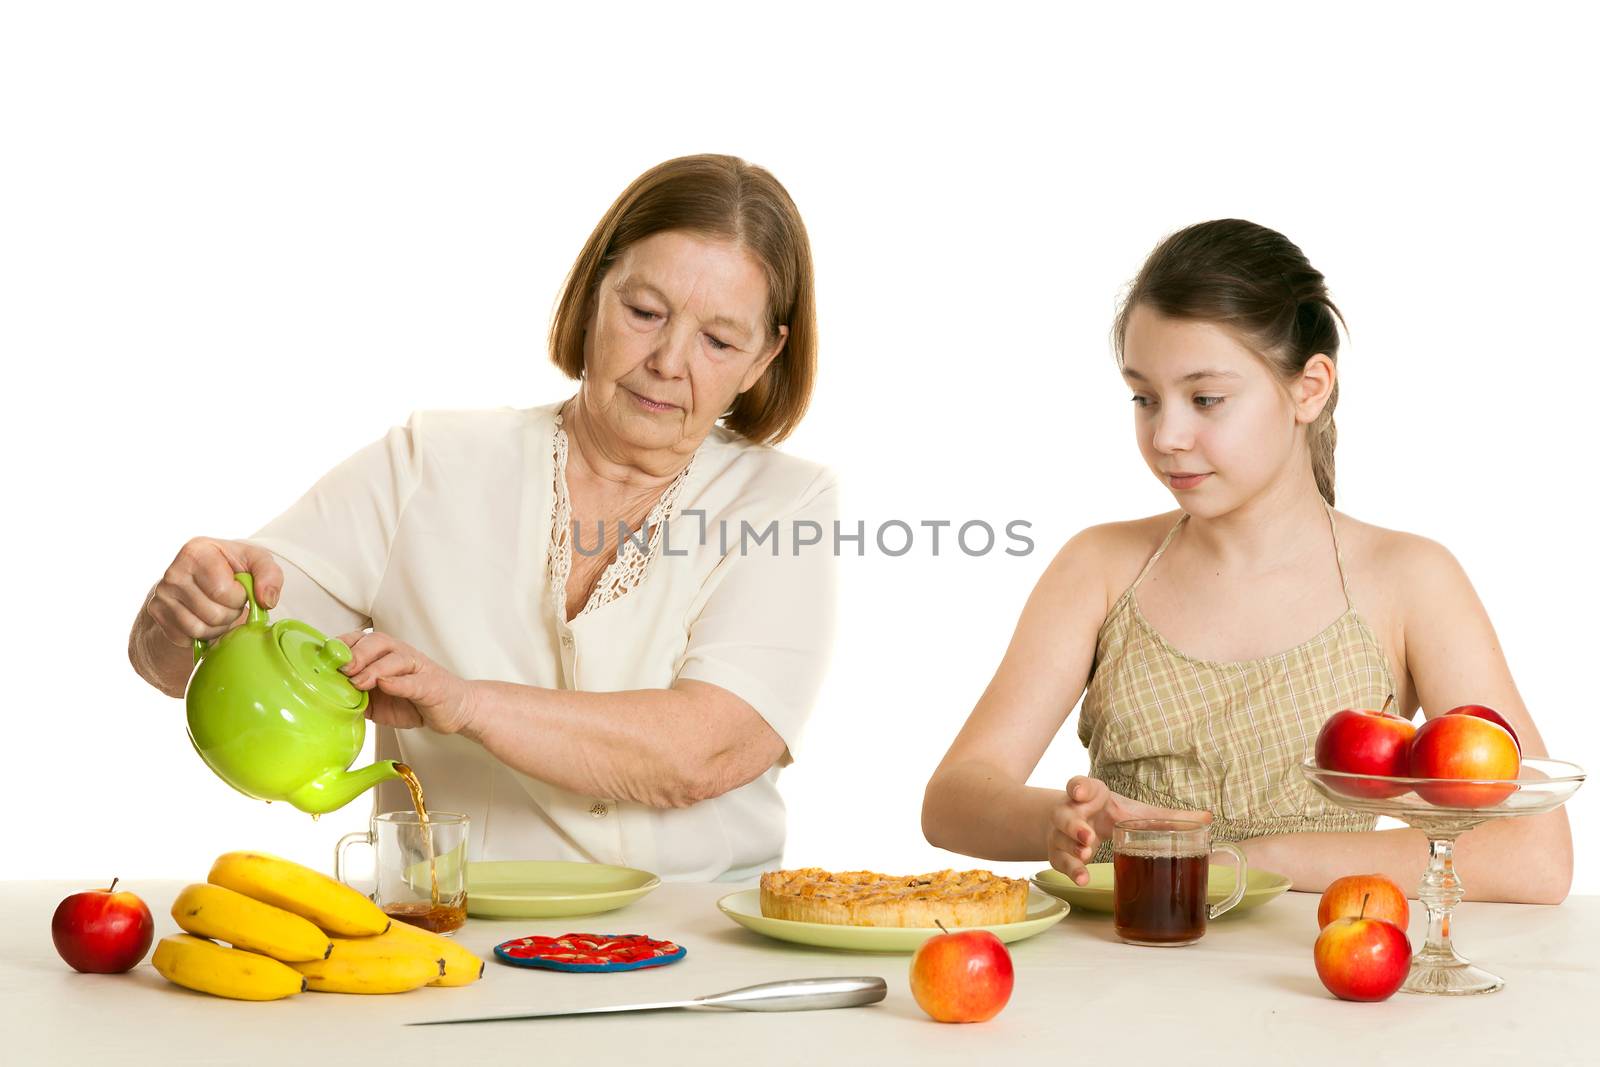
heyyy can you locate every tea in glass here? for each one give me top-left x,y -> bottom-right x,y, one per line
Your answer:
1111,819 -> 1246,947
336,803 -> 470,935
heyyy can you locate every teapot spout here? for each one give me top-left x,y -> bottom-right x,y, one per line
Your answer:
285,760 -> 402,815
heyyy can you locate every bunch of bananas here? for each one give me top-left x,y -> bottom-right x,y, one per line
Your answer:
151,851 -> 483,1001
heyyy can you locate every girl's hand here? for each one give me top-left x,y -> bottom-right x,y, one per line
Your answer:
337,630 -> 478,736
1047,775 -> 1214,885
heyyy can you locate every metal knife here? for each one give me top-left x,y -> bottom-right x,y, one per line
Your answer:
407,975 -> 888,1026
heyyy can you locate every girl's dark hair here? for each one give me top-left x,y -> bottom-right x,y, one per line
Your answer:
1113,219 -> 1346,505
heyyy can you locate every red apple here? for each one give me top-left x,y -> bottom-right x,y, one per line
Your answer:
1313,900 -> 1412,1002
1409,714 -> 1521,808
909,925 -> 1014,1023
1314,704 -> 1418,798
1444,704 -> 1521,754
51,878 -> 155,974
1317,874 -> 1409,932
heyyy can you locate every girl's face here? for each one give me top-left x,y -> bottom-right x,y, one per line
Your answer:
1120,304 -> 1330,516
581,230 -> 787,458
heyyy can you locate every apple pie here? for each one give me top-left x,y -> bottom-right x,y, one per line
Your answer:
759,868 -> 1030,928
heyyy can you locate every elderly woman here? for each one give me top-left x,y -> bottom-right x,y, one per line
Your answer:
128,154 -> 835,882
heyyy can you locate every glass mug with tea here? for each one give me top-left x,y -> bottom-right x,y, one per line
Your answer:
336,811 -> 470,935
1112,818 -> 1247,947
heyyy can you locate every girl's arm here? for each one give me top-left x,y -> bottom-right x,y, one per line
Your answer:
923,529 -> 1111,859
1242,820 -> 1566,903
924,525 -> 1206,877
1242,535 -> 1572,904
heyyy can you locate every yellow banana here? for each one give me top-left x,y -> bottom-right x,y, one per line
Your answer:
171,883 -> 333,963
291,936 -> 441,994
367,921 -> 484,986
152,934 -> 306,1001
208,851 -> 390,937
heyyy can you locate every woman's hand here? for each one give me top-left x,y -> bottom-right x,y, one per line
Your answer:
1047,776 -> 1214,885
337,630 -> 477,736
144,538 -> 285,647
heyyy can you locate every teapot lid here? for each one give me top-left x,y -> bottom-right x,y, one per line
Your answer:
275,621 -> 368,711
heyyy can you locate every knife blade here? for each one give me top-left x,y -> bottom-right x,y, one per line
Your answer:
407,976 -> 888,1026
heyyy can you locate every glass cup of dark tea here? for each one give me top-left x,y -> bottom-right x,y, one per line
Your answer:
1111,818 -> 1247,947
335,811 -> 470,935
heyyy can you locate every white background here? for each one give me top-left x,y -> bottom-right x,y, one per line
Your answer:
3,3 -> 1595,893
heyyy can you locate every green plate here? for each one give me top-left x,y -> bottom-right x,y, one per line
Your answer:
716,888 -> 1068,952
465,861 -> 661,919
1031,863 -> 1292,916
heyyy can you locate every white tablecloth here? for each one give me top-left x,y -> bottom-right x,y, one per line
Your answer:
4,880 -> 1596,1065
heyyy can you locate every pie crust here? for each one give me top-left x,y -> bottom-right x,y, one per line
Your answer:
759,867 -> 1030,927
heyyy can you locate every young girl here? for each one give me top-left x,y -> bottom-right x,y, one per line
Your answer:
922,219 -> 1571,903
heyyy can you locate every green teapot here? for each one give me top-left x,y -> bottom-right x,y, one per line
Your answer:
185,572 -> 401,814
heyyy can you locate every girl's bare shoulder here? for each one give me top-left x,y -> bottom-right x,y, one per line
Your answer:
1328,509 -> 1471,629
1049,511 -> 1186,607
1330,509 -> 1460,580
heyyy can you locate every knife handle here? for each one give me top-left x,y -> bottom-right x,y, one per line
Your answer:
694,976 -> 887,1012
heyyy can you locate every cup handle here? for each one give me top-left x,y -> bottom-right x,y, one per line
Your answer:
335,829 -> 375,897
1208,842 -> 1248,920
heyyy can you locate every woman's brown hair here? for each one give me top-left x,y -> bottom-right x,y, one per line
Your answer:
1113,219 -> 1346,505
549,154 -> 817,446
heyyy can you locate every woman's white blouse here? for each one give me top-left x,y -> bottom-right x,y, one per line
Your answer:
244,401 -> 837,882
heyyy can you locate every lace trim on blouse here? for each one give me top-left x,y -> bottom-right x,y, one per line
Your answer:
547,410 -> 697,620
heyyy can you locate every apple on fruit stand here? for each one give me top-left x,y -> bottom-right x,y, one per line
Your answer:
1409,712 -> 1520,808
1443,704 -> 1521,754
1317,874 -> 1409,932
1313,894 -> 1412,1002
51,878 -> 155,974
1313,696 -> 1417,798
909,923 -> 1014,1023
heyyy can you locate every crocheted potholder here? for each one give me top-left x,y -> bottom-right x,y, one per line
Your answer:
493,933 -> 687,973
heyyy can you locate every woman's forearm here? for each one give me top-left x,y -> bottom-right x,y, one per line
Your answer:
922,764 -> 1061,861
128,600 -> 194,698
1242,808 -> 1572,904
458,680 -> 764,810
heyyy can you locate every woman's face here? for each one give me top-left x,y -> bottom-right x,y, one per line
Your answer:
580,230 -> 786,457
1120,305 -> 1331,516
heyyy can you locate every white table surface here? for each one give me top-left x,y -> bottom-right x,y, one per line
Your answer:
4,879 -> 1596,1065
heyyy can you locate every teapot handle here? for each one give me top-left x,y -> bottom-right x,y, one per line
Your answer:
192,572 -> 270,664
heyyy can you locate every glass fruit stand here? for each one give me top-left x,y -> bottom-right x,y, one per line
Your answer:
1300,757 -> 1584,996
